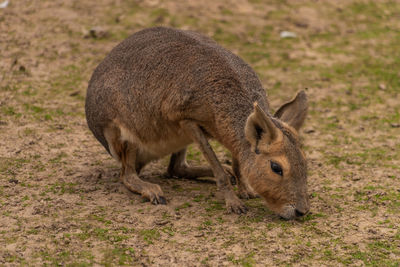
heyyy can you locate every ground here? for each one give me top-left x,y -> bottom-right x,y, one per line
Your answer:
1,0 -> 400,266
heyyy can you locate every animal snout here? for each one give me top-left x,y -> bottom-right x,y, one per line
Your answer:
295,193 -> 310,217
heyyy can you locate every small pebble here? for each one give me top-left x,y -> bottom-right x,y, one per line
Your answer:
84,27 -> 109,39
9,178 -> 19,184
280,31 -> 297,38
304,128 -> 315,134
154,219 -> 169,226
69,91 -> 79,96
378,83 -> 386,90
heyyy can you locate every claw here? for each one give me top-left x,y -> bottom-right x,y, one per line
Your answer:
238,191 -> 250,200
222,165 -> 237,186
229,175 -> 237,186
238,186 -> 258,199
241,205 -> 248,214
150,195 -> 167,205
158,196 -> 167,205
229,204 -> 248,214
151,197 -> 158,205
235,205 -> 248,214
225,195 -> 248,214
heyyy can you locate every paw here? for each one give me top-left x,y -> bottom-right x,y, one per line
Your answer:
225,191 -> 248,214
238,182 -> 259,199
238,189 -> 251,200
151,195 -> 167,205
238,189 -> 259,199
142,183 -> 167,205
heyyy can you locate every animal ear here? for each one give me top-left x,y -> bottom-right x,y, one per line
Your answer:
245,102 -> 281,151
274,90 -> 308,131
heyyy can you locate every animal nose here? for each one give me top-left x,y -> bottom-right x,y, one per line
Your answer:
295,209 -> 306,217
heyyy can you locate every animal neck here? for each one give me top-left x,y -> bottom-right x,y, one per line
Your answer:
214,103 -> 255,161
212,99 -> 270,178
223,119 -> 254,181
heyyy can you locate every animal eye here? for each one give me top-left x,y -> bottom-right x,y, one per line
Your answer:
270,161 -> 283,176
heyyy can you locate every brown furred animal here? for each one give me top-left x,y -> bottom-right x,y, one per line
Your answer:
85,27 -> 309,219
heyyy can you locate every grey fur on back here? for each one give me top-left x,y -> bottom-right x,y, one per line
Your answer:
85,27 -> 268,156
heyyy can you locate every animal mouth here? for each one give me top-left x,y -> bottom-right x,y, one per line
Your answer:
258,191 -> 305,220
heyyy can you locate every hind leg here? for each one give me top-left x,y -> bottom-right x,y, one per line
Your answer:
168,147 -> 236,184
104,125 -> 166,204
168,147 -> 214,178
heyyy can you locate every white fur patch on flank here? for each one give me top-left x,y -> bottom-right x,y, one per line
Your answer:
107,120 -> 192,161
103,126 -> 119,161
119,124 -> 142,146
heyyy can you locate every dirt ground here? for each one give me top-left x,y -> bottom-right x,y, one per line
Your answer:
1,0 -> 399,266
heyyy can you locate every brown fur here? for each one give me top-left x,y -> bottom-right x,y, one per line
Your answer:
85,27 -> 309,218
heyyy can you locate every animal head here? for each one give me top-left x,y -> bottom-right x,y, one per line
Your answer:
243,90 -> 309,219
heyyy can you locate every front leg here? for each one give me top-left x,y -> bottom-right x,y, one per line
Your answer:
180,120 -> 247,214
